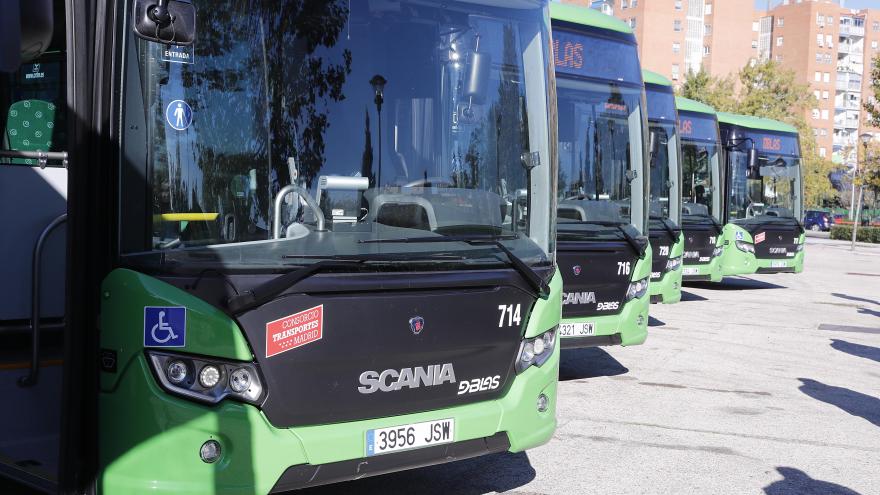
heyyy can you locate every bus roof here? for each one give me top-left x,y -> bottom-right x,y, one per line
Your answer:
675,96 -> 717,116
643,70 -> 672,87
717,112 -> 799,135
550,3 -> 633,34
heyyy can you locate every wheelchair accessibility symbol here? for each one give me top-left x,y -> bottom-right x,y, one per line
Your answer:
144,307 -> 186,347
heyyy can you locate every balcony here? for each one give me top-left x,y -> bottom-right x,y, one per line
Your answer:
834,119 -> 860,129
839,25 -> 865,37
837,64 -> 864,75
838,44 -> 864,55
836,79 -> 862,91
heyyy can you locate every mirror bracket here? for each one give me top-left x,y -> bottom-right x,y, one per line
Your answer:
132,0 -> 196,46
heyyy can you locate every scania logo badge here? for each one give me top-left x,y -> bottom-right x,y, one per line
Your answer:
573,265 -> 582,276
409,316 -> 425,335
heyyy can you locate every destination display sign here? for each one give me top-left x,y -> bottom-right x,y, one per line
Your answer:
552,30 -> 641,84
743,130 -> 800,156
678,111 -> 718,143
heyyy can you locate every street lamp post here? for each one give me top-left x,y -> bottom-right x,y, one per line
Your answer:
852,133 -> 873,250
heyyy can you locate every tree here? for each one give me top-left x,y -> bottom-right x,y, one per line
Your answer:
681,61 -> 838,208
863,53 -> 880,126
677,68 -> 737,112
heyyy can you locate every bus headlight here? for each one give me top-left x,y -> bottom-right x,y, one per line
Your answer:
795,242 -> 805,252
516,327 -> 557,374
665,256 -> 682,272
625,277 -> 649,301
148,351 -> 264,405
735,240 -> 755,253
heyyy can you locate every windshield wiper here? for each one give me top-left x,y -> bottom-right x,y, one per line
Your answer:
226,251 -> 469,314
650,215 -> 682,238
359,234 -> 551,299
559,221 -> 646,259
226,259 -> 362,314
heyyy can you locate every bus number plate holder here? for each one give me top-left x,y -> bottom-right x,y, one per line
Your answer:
366,418 -> 454,456
559,322 -> 595,337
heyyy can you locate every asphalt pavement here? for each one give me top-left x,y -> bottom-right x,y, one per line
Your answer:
301,236 -> 880,494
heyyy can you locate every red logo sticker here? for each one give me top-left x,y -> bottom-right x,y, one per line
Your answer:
755,232 -> 766,244
265,305 -> 323,358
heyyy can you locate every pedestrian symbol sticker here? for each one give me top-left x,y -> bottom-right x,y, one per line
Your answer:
165,100 -> 193,131
144,306 -> 186,347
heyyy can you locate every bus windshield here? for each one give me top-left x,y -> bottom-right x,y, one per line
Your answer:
728,150 -> 801,221
556,76 -> 647,236
645,85 -> 679,224
119,0 -> 554,271
679,111 -> 722,224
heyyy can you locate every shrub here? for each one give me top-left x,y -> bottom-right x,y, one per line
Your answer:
830,225 -> 880,243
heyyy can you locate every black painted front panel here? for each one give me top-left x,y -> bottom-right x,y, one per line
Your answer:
682,224 -> 720,265
234,277 -> 535,428
753,225 -> 801,259
648,228 -> 675,281
557,241 -> 636,318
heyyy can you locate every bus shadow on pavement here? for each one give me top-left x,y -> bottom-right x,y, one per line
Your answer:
293,451 -> 535,495
832,292 -> 880,307
679,290 -> 708,302
648,316 -> 665,327
688,277 -> 787,291
763,467 -> 861,495
797,378 -> 880,428
559,347 -> 629,381
830,339 -> 880,364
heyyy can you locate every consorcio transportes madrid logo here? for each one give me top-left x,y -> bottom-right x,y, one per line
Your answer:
265,305 -> 323,358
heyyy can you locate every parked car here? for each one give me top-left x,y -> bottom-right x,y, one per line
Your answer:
804,210 -> 834,231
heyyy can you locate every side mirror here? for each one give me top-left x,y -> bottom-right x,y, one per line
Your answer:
0,0 -> 54,73
748,147 -> 759,169
464,51 -> 491,101
132,0 -> 196,46
648,130 -> 661,161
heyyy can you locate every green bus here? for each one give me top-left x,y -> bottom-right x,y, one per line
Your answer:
643,70 -> 683,304
551,3 -> 651,348
676,96 -> 726,283
0,1 -> 563,492
718,113 -> 806,276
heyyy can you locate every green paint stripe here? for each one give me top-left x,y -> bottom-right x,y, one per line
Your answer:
550,2 -> 633,34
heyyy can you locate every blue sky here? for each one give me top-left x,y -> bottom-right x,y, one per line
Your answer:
754,0 -> 880,9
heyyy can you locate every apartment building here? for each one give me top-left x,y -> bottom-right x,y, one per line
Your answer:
562,0 -> 758,83
564,0 -> 880,167
766,0 -> 879,166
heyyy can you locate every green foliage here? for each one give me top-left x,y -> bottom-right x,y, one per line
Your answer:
830,225 -> 880,243
863,53 -> 880,127
677,69 -> 737,112
679,61 -> 838,208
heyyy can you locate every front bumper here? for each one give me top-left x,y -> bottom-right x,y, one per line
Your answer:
649,266 -> 682,304
682,254 -> 723,283
99,349 -> 559,494
755,250 -> 805,274
559,295 -> 649,349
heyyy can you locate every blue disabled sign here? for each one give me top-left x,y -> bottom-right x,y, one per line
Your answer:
165,99 -> 193,131
144,306 -> 186,347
